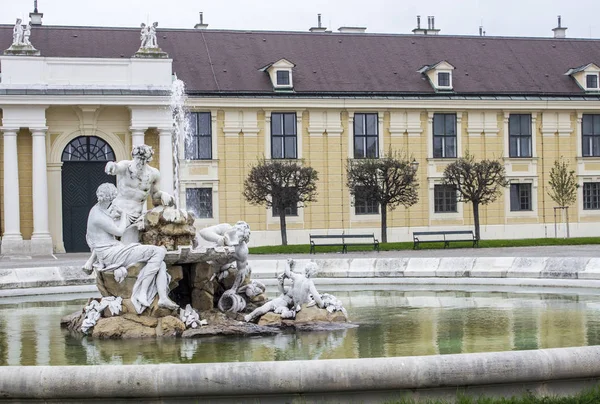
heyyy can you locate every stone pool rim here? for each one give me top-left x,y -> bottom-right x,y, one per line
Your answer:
0,346 -> 599,401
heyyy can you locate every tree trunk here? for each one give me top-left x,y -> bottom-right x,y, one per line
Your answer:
279,211 -> 288,246
472,202 -> 481,241
381,203 -> 387,243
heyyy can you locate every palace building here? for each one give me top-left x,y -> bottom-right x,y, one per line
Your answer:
0,12 -> 599,254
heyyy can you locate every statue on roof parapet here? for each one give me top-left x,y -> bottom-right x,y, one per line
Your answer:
4,18 -> 40,56
135,21 -> 168,59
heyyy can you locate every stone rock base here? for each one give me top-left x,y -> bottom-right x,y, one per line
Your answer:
255,304 -> 351,331
62,311 -> 186,339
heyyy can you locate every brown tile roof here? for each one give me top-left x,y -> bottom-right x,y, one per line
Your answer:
1,25 -> 599,96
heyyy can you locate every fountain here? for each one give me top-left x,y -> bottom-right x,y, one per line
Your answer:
62,71 -> 349,338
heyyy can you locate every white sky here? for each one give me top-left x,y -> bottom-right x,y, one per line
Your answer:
1,0 -> 599,38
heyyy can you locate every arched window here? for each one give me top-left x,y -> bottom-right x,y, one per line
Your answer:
61,136 -> 115,162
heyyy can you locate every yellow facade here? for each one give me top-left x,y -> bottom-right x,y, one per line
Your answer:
2,102 -> 600,249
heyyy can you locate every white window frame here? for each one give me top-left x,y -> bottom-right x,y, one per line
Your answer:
505,178 -> 538,219
181,183 -> 219,226
585,73 -> 599,90
429,179 -> 463,222
436,70 -> 453,90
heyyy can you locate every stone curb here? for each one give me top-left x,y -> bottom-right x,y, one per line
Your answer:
2,257 -> 600,292
0,346 -> 599,400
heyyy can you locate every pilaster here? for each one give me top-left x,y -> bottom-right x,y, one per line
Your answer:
157,127 -> 174,196
1,127 -> 23,254
30,127 -> 53,255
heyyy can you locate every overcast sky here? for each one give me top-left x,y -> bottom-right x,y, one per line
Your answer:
1,0 -> 599,38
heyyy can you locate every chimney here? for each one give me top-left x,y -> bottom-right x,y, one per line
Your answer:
552,15 -> 567,38
338,26 -> 367,33
479,26 -> 483,36
309,13 -> 328,32
194,12 -> 209,29
29,0 -> 43,25
412,15 -> 440,35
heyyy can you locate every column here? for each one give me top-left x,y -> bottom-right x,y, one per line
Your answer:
157,127 -> 174,196
30,127 -> 53,255
130,128 -> 146,147
1,127 -> 23,253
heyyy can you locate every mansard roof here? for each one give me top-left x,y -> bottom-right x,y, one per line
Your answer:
1,24 -> 600,96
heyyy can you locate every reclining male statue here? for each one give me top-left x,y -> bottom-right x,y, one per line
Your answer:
244,259 -> 324,322
84,182 -> 178,314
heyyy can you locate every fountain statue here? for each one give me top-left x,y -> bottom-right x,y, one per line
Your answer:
63,82 -> 350,337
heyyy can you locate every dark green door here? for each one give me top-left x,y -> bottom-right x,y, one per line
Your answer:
61,136 -> 116,252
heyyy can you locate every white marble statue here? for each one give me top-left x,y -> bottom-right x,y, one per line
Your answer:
140,23 -> 150,48
12,18 -> 23,46
104,144 -> 174,245
198,221 -> 251,290
244,259 -> 324,322
139,21 -> 159,49
85,183 -> 178,314
148,22 -> 158,48
22,22 -> 32,46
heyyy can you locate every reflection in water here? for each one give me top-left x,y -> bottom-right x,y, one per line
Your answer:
2,288 -> 600,365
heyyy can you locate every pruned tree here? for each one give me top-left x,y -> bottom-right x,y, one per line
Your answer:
243,158 -> 318,245
346,151 -> 419,243
548,157 -> 579,238
442,152 -> 509,241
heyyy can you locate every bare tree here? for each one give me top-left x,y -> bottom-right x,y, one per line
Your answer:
243,158 -> 318,245
548,157 -> 579,238
346,151 -> 419,243
442,152 -> 509,241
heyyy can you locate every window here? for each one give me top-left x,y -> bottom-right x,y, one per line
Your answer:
583,183 -> 600,210
438,72 -> 450,87
276,71 -> 290,86
582,114 -> 600,157
354,186 -> 379,215
272,197 -> 298,217
433,113 -> 457,158
186,188 -> 212,218
587,74 -> 599,89
354,113 -> 379,158
509,114 -> 532,158
185,112 -> 212,160
271,112 -> 297,159
510,184 -> 532,211
434,185 -> 457,213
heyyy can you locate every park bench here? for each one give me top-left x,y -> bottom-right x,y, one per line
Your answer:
412,230 -> 478,249
309,233 -> 380,254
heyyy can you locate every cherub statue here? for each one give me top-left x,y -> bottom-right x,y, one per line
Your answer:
147,22 -> 158,48
22,22 -> 32,46
140,23 -> 149,48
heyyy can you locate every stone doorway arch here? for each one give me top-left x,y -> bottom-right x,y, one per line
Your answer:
61,136 -> 116,252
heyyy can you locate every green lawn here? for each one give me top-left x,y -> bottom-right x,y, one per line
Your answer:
248,237 -> 600,255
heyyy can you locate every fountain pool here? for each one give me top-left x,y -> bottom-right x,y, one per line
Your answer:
2,284 -> 600,366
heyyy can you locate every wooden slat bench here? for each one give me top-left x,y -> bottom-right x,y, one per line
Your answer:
413,230 -> 478,249
309,233 -> 380,254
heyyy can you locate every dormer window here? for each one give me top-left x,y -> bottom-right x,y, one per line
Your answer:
277,71 -> 290,86
418,60 -> 455,91
565,63 -> 600,92
259,58 -> 295,91
438,72 -> 450,87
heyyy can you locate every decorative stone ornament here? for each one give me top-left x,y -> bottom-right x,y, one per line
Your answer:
4,18 -> 40,56
134,21 -> 168,58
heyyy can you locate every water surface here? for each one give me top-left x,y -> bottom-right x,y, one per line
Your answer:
2,286 -> 600,365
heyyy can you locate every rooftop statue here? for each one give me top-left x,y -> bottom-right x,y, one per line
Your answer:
84,183 -> 178,314
104,144 -> 174,245
135,21 -> 168,58
4,18 -> 39,55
